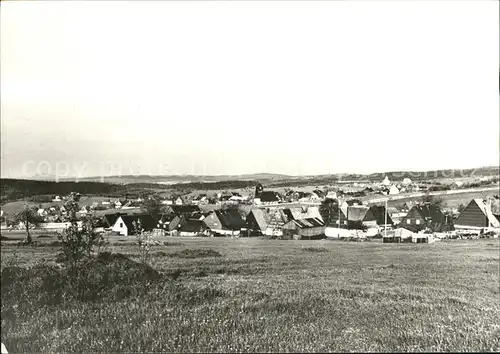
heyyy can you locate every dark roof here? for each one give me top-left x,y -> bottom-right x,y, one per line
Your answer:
413,203 -> 445,223
345,199 -> 363,206
313,189 -> 325,198
259,191 -> 281,202
104,213 -> 123,226
287,217 -> 325,229
245,209 -> 269,230
119,214 -> 156,232
399,224 -> 420,233
160,213 -> 179,223
369,205 -> 394,225
215,209 -> 246,230
180,219 -> 205,233
168,205 -> 201,215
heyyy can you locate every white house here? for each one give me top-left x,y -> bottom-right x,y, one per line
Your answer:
382,176 -> 391,186
402,178 -> 412,185
161,199 -> 174,205
52,195 -> 62,202
326,191 -> 338,200
175,197 -> 183,205
389,185 -> 400,195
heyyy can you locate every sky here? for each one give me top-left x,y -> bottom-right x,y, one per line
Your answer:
1,1 -> 499,180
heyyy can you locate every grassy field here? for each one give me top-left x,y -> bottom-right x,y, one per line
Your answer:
1,236 -> 499,353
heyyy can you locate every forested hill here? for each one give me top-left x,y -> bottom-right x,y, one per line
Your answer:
0,179 -> 123,204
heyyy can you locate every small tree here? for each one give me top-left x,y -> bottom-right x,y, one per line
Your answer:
141,195 -> 165,223
14,206 -> 44,244
57,192 -> 107,271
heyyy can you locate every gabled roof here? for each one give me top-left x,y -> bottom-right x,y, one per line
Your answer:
159,213 -> 179,223
215,209 -> 246,230
281,207 -> 323,222
412,203 -> 445,223
287,217 -> 325,229
104,213 -> 122,226
455,199 -> 500,228
369,205 -> 394,225
118,214 -> 156,232
168,205 -> 201,215
180,219 -> 205,233
246,209 -> 269,231
259,191 -> 281,202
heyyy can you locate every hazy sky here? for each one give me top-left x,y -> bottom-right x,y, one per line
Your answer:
1,1 -> 499,179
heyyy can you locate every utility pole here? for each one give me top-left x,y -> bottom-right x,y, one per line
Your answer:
338,198 -> 341,237
384,198 -> 388,238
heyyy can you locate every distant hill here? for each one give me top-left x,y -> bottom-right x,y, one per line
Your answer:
60,173 -> 292,185
2,166 -> 497,204
0,179 -> 124,204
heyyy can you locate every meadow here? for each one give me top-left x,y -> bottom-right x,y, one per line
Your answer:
1,236 -> 499,353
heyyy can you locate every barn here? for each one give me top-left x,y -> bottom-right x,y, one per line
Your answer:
111,214 -> 156,236
244,209 -> 269,235
282,217 -> 325,240
203,209 -> 245,236
400,203 -> 452,233
179,219 -> 208,237
454,199 -> 500,233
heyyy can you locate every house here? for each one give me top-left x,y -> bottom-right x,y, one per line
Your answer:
243,209 -> 270,235
175,197 -> 183,205
450,181 -> 465,189
102,200 -> 111,206
192,194 -> 208,205
0,212 -> 7,230
389,185 -> 400,195
325,204 -> 348,227
229,195 -> 245,202
256,191 -> 281,204
382,175 -> 391,186
165,205 -> 201,216
158,213 -> 184,234
325,191 -> 338,200
203,209 -> 246,236
400,203 -> 452,233
369,205 -> 394,227
37,208 -> 48,217
282,217 -> 325,240
402,178 -> 412,185
453,199 -> 500,233
103,213 -> 122,228
111,214 -> 156,236
281,206 -> 323,223
179,219 -> 208,237
113,199 -> 128,208
161,199 -> 174,205
341,205 -> 378,230
263,208 -> 285,237
401,202 -> 416,213
313,189 -> 326,199
298,192 -> 321,202
52,195 -> 62,202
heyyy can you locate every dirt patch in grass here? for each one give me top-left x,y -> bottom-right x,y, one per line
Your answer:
163,242 -> 184,246
302,247 -> 329,253
169,249 -> 223,259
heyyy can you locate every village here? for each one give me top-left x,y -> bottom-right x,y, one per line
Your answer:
2,174 -> 499,243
